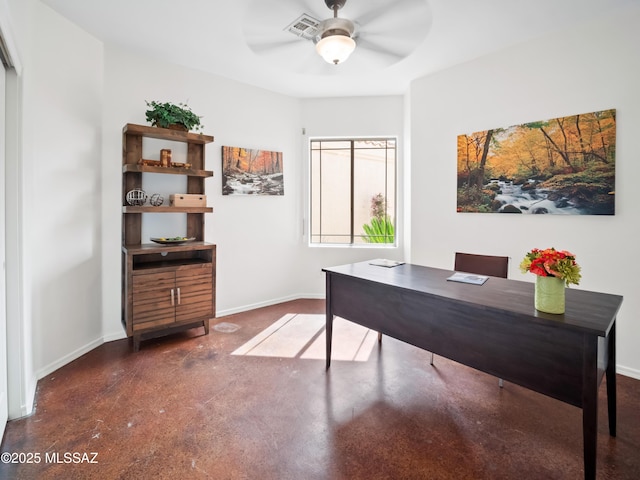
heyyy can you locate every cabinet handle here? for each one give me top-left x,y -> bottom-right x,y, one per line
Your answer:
177,287 -> 181,305
170,288 -> 175,306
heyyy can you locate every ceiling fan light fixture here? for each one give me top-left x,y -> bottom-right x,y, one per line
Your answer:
316,33 -> 356,65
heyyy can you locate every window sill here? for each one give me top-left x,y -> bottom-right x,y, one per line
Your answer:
308,243 -> 398,249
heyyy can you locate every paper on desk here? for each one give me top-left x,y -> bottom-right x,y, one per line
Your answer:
369,259 -> 405,268
446,272 -> 489,285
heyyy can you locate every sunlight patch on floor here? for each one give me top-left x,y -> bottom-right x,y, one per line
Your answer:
231,314 -> 377,362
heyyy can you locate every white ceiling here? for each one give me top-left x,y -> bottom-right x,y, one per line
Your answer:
42,0 -> 638,98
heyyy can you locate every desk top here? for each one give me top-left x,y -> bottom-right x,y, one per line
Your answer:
323,261 -> 623,337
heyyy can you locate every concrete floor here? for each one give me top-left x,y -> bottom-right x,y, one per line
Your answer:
1,298 -> 639,479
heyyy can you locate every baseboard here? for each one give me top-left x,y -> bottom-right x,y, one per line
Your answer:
21,376 -> 38,419
103,330 -> 127,343
215,293 -> 324,318
35,337 -> 104,381
616,365 -> 640,380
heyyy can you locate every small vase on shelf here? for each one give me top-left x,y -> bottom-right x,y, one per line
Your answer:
534,275 -> 565,314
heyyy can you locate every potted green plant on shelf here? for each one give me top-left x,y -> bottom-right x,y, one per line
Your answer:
144,100 -> 204,132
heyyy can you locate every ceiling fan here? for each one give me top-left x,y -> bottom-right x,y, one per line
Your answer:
244,0 -> 431,73
313,0 -> 357,65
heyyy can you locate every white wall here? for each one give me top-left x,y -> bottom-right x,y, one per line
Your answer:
7,0 -> 104,416
28,3 -> 104,375
409,7 -> 640,377
100,52 -> 407,338
297,96 -> 406,294
101,46 -> 307,338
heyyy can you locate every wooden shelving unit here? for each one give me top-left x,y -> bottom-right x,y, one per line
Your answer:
121,123 -> 216,351
122,206 -> 214,214
122,164 -> 213,177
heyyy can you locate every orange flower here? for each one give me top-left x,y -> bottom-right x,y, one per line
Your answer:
520,247 -> 582,286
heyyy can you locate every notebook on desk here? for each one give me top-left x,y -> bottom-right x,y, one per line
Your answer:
446,272 -> 489,285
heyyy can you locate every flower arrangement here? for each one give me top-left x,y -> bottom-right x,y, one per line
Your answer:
520,247 -> 581,286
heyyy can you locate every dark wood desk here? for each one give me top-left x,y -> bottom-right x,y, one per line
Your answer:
323,261 -> 623,480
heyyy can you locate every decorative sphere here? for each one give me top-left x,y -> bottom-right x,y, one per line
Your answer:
150,194 -> 164,206
126,189 -> 147,206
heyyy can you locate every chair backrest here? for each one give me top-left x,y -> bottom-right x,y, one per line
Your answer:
454,252 -> 509,278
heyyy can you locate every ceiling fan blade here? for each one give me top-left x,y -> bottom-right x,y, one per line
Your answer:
354,37 -> 406,63
357,1 -> 430,34
243,0 -> 326,58
248,38 -> 306,55
350,8 -> 386,28
349,0 -> 431,62
365,28 -> 426,52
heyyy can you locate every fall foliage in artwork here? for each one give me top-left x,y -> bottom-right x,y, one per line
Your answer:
457,109 -> 616,214
222,146 -> 284,195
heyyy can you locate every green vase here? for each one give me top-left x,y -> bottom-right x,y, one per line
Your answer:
535,275 -> 565,314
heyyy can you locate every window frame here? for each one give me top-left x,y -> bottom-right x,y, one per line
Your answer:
308,136 -> 398,247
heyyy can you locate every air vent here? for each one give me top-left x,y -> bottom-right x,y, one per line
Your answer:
284,14 -> 321,41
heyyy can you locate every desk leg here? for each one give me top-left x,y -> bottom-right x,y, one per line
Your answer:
582,335 -> 598,480
606,321 -> 617,437
326,314 -> 334,370
325,274 -> 333,370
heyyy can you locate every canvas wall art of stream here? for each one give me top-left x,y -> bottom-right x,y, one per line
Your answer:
456,109 -> 616,215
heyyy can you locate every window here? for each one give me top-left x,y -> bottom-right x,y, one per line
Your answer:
310,138 -> 397,245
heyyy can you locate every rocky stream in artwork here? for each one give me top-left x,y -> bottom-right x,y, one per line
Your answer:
484,178 -> 614,215
223,172 -> 284,196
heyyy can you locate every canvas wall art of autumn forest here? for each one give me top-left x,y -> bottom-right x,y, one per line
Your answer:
456,109 -> 616,214
222,146 -> 284,196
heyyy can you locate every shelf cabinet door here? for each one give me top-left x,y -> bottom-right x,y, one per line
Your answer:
175,267 -> 213,323
132,271 -> 176,331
